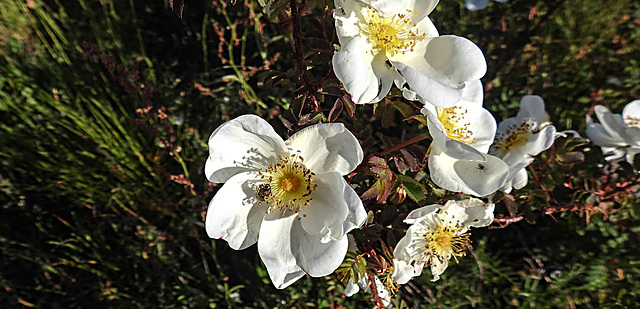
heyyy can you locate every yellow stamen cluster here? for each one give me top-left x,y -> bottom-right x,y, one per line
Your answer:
423,223 -> 469,263
361,8 -> 426,57
437,106 -> 477,145
492,118 -> 537,151
408,209 -> 470,266
256,152 -> 317,215
625,115 -> 640,127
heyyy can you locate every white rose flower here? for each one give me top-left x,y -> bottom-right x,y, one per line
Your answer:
585,100 -> 640,164
392,198 -> 494,283
332,0 -> 487,106
489,95 -> 556,192
204,115 -> 367,289
421,86 -> 510,196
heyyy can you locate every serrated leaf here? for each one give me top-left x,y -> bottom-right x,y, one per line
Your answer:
362,156 -> 397,203
397,174 -> 427,204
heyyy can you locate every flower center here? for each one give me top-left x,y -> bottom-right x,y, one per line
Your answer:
406,210 -> 470,265
436,106 -> 476,145
491,118 -> 537,155
257,152 -> 317,215
361,8 -> 426,57
426,225 -> 469,262
625,116 -> 640,127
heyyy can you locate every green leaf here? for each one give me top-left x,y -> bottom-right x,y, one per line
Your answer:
397,174 -> 427,204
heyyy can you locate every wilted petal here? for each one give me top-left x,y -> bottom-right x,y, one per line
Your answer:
206,172 -> 266,250
205,115 -> 287,183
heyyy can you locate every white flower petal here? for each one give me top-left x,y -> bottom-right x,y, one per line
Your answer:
510,167 -> 529,190
586,123 -> 627,148
459,79 -> 484,105
467,108 -> 499,153
518,95 -> 547,124
594,105 -> 626,138
451,198 -> 495,227
290,222 -> 349,277
396,61 -> 464,108
334,0 -> 362,39
624,127 -> 640,147
622,100 -> 640,124
501,125 -> 556,167
286,123 -> 364,175
429,256 -> 447,281
357,0 -> 439,19
332,36 -> 381,104
205,115 -> 287,183
465,0 -> 489,11
452,154 -> 510,197
392,231 -> 424,284
404,204 -> 440,223
423,107 -> 488,161
394,35 -> 487,88
258,215 -> 306,289
344,277 -> 360,297
300,173 -> 349,241
206,172 -> 266,250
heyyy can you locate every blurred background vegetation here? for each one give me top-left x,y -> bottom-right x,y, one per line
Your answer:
1,0 -> 639,307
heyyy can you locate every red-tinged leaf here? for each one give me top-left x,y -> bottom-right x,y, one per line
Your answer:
368,155 -> 387,167
362,156 -> 397,203
393,156 -> 408,174
381,101 -> 395,128
342,95 -> 356,117
503,193 -> 518,217
328,98 -> 343,122
399,148 -> 419,172
404,114 -> 429,126
279,115 -> 295,130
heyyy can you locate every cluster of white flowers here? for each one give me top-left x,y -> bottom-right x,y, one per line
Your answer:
201,0 -> 636,305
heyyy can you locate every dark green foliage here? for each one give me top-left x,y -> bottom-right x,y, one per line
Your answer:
1,0 -> 640,308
